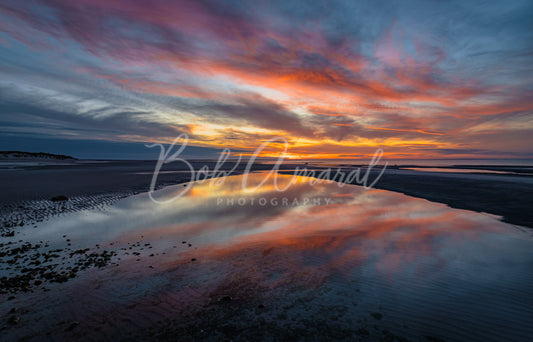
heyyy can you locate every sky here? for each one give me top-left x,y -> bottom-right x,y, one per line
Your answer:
0,0 -> 532,160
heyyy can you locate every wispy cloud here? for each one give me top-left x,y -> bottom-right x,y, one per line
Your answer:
1,0 -> 532,159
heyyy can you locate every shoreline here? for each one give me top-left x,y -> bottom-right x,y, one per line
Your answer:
281,167 -> 533,229
1,171 -> 531,341
367,170 -> 533,228
0,160 -> 273,237
2,161 -> 533,237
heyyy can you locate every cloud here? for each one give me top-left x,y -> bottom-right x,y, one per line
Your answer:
1,0 -> 532,158
0,86 -> 187,141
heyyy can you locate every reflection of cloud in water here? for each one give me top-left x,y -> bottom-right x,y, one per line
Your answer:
16,173 -> 533,341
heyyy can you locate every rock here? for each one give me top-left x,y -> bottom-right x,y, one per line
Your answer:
218,295 -> 232,302
382,330 -> 409,342
50,195 -> 68,202
8,315 -> 20,324
64,321 -> 80,332
355,328 -> 369,337
370,312 -> 383,320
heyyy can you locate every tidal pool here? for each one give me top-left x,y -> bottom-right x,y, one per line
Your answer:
1,173 -> 532,341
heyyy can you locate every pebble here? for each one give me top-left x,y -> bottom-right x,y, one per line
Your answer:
371,312 -> 383,320
8,315 -> 20,324
64,321 -> 80,332
218,295 -> 232,302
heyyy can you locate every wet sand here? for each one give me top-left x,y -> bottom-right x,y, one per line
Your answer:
1,173 -> 532,341
1,161 -> 533,233
283,165 -> 533,229
368,169 -> 533,228
0,160 -> 288,236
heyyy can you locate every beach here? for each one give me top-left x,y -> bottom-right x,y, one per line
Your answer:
1,162 -> 533,341
2,160 -> 531,234
3,1 -> 533,341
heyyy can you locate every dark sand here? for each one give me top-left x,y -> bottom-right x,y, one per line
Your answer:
0,160 -> 286,234
0,160 -> 261,202
283,165 -> 533,229
369,169 -> 533,228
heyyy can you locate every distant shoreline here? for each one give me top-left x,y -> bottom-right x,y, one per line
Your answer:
0,151 -> 77,161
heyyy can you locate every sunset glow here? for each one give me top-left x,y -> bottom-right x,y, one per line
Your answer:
1,0 -> 532,160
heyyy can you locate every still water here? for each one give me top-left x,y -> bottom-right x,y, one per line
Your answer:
401,167 -> 533,175
3,173 -> 533,341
